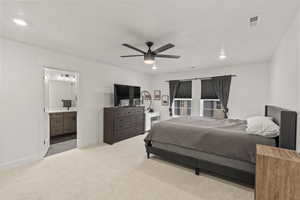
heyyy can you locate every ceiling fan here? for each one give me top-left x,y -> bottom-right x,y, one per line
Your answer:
121,42 -> 180,64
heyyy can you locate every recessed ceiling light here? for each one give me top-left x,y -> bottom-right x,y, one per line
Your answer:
219,54 -> 227,60
219,49 -> 227,60
152,63 -> 157,70
13,18 -> 28,27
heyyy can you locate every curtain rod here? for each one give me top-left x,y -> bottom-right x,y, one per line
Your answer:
165,74 -> 237,82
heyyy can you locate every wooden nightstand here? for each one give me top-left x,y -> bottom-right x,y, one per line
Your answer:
256,145 -> 300,200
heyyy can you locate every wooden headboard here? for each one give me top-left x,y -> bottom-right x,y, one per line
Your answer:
265,105 -> 297,150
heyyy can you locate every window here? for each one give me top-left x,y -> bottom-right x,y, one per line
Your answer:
200,79 -> 224,119
171,80 -> 192,117
200,99 -> 225,119
172,98 -> 192,117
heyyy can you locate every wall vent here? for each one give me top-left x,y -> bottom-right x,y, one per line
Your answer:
249,16 -> 259,27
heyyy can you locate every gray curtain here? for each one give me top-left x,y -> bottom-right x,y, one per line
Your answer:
201,79 -> 218,99
169,80 -> 180,116
175,81 -> 192,98
212,76 -> 232,118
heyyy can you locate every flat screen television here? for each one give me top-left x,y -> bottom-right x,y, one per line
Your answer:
114,84 -> 141,106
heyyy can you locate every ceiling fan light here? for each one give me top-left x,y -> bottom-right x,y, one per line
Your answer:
219,54 -> 227,60
152,64 -> 157,70
219,49 -> 227,60
121,42 -> 179,65
144,54 -> 155,64
144,59 -> 155,65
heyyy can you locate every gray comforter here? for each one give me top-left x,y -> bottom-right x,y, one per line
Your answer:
145,117 -> 276,163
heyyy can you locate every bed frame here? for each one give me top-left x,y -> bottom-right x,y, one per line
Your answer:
145,105 -> 297,187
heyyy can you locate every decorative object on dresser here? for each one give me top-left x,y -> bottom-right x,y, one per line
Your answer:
104,106 -> 145,144
161,95 -> 169,106
256,145 -> 300,200
141,90 -> 152,111
49,112 -> 77,139
153,90 -> 161,100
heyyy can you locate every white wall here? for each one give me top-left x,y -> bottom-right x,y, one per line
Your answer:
0,38 -> 152,168
269,9 -> 300,151
152,63 -> 270,121
269,14 -> 299,110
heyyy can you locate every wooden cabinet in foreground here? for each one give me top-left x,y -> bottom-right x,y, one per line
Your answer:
256,145 -> 300,200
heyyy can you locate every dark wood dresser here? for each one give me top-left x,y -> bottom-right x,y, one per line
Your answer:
104,106 -> 145,144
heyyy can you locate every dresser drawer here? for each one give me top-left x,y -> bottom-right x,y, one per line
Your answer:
115,128 -> 136,141
134,108 -> 144,114
115,108 -> 135,116
115,107 -> 144,116
114,116 -> 135,130
135,114 -> 144,122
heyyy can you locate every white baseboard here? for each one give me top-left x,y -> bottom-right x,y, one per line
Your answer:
0,154 -> 41,170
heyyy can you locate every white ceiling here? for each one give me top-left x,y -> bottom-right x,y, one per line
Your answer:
1,0 -> 300,74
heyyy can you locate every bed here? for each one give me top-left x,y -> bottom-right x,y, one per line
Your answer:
144,105 -> 297,187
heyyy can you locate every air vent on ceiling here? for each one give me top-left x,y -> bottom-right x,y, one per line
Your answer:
249,16 -> 259,27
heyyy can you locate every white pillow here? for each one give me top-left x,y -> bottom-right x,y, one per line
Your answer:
246,116 -> 280,137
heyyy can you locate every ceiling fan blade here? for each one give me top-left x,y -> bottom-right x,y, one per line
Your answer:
156,54 -> 180,59
121,55 -> 144,58
153,43 -> 175,54
122,44 -> 146,54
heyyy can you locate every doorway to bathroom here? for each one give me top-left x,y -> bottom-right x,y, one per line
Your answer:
43,68 -> 79,157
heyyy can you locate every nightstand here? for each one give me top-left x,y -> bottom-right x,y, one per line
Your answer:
256,145 -> 300,200
145,112 -> 160,132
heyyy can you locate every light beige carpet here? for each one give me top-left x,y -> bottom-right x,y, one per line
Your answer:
0,135 -> 254,200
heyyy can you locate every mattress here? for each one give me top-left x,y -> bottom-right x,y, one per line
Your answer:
145,116 -> 276,164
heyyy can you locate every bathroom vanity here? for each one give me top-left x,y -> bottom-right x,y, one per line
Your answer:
49,110 -> 77,138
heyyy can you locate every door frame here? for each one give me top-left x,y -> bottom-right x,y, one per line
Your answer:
42,67 -> 80,157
